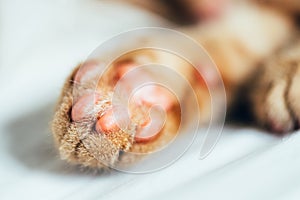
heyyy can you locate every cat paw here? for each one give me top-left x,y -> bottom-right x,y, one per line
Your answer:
52,50 -> 183,168
73,59 -> 177,142
250,41 -> 300,134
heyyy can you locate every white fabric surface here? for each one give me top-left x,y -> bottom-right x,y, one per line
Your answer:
1,0 -> 300,199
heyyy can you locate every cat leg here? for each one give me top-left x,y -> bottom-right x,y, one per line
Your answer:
249,38 -> 300,133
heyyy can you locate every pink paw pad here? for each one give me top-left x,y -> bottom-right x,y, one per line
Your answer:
71,60 -> 175,143
74,61 -> 103,84
71,93 -> 100,122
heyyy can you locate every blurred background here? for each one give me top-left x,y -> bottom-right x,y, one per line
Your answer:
1,0 -> 300,199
